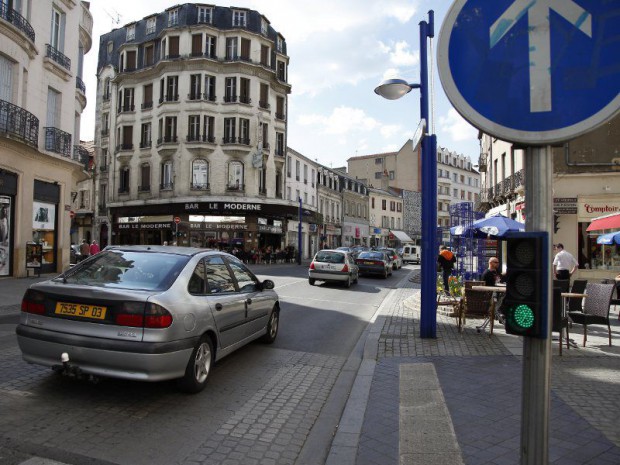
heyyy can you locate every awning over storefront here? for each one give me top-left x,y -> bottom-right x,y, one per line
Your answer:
586,212 -> 620,231
391,230 -> 413,242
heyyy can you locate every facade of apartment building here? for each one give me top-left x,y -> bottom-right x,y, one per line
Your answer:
0,0 -> 93,277
436,146 -> 481,242
367,187 -> 406,247
336,169 -> 370,247
93,4 -> 314,253
477,114 -> 620,280
316,166 -> 343,249
285,147 -> 319,259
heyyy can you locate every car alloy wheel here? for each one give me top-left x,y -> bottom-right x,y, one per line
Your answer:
179,336 -> 213,393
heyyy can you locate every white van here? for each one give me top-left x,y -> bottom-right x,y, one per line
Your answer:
402,244 -> 420,264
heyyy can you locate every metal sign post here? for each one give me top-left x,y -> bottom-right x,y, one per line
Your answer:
437,2 -> 619,463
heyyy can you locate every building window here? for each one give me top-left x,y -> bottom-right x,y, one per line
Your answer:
126,24 -> 135,41
261,18 -> 268,35
374,172 -> 382,179
46,87 -> 61,127
276,132 -> 284,157
205,35 -> 217,59
197,6 -> 213,24
168,8 -> 179,27
224,77 -> 237,102
204,75 -> 216,101
143,44 -> 155,67
226,37 -> 238,60
389,171 -> 395,180
163,116 -> 177,142
188,115 -> 200,141
303,165 -> 308,184
203,116 -> 214,142
239,118 -> 250,145
140,122 -> 151,148
277,60 -> 286,81
146,17 -> 156,35
192,159 -> 209,189
228,161 -> 244,189
189,74 -> 201,100
287,156 -> 291,177
223,118 -> 236,143
382,199 -> 387,211
191,34 -> 203,57
239,77 -> 250,104
295,160 -> 300,181
276,36 -> 283,53
161,161 -> 173,190
50,6 -> 65,51
119,166 -> 130,193
232,10 -> 247,27
140,163 -> 150,191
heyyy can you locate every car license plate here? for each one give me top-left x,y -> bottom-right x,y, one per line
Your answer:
364,261 -> 374,265
55,302 -> 107,320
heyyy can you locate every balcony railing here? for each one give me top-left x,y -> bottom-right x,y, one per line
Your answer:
187,134 -> 215,143
76,76 -> 86,93
223,95 -> 237,103
160,182 -> 174,190
116,143 -> 133,152
239,96 -> 251,104
117,104 -> 135,113
275,112 -> 286,120
203,93 -> 216,102
139,141 -> 151,149
45,44 -> 71,71
238,137 -> 250,145
157,136 -> 178,145
118,187 -> 129,194
223,136 -> 237,144
101,128 -> 109,137
138,185 -> 151,192
44,127 -> 71,157
141,101 -> 153,110
191,182 -> 210,190
0,4 -> 35,42
259,101 -> 270,110
73,144 -> 90,170
226,183 -> 245,191
0,99 -> 39,148
159,94 -> 179,104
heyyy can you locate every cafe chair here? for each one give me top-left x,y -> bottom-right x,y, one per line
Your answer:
453,281 -> 484,331
568,282 -> 615,347
463,288 -> 495,335
553,279 -> 570,293
568,279 -> 587,313
552,287 -> 570,356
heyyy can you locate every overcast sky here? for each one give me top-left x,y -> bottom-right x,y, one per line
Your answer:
82,0 -> 480,167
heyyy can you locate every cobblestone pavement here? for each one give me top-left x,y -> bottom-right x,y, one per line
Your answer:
356,273 -> 620,465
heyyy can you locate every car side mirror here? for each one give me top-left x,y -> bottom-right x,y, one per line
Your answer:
261,279 -> 275,290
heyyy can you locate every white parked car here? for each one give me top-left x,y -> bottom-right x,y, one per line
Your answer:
308,249 -> 359,288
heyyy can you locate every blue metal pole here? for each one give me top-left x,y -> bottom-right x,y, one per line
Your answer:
419,11 -> 437,338
298,197 -> 302,265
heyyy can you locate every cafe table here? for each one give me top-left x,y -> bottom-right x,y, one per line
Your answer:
467,285 -> 506,334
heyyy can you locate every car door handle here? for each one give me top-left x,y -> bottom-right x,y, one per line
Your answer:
215,303 -> 223,311
246,298 -> 252,305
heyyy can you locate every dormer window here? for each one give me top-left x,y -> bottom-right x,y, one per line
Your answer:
168,8 -> 179,27
261,18 -> 268,35
197,6 -> 213,24
146,17 -> 156,35
276,36 -> 283,53
126,24 -> 135,41
232,10 -> 246,27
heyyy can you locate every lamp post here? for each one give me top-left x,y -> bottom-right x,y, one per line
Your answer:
375,10 -> 437,338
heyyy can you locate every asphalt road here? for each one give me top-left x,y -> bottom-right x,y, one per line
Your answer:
0,263 -> 414,465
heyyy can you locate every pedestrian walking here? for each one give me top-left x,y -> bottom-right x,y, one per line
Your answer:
437,245 -> 456,294
79,239 -> 90,261
553,243 -> 577,280
89,240 -> 100,255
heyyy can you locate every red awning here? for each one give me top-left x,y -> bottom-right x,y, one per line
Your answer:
586,212 -> 620,231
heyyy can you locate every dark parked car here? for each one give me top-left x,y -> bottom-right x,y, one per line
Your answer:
17,246 -> 280,393
355,251 -> 393,278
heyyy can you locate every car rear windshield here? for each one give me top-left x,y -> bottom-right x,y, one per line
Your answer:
315,251 -> 345,263
358,252 -> 385,260
59,250 -> 189,291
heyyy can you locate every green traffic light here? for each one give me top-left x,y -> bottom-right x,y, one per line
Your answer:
511,304 -> 535,329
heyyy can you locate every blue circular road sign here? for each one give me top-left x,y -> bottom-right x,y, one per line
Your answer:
437,0 -> 620,144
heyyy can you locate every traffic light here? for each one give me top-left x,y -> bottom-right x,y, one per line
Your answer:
502,231 -> 549,338
553,215 -> 560,233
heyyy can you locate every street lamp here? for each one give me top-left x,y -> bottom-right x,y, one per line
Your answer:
374,11 -> 437,338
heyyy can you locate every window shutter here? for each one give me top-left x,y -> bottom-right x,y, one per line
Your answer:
59,12 -> 66,52
192,34 -> 202,55
241,38 -> 250,60
0,56 -> 14,102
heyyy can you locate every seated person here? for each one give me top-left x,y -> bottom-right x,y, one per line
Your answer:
481,257 -> 506,287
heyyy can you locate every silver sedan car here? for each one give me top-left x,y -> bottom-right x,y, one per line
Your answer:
16,246 -> 280,393
308,249 -> 359,287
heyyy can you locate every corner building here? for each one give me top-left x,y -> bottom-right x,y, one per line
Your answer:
94,4 -> 308,250
0,0 -> 93,276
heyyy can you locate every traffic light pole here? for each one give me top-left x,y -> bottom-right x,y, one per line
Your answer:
521,146 -> 553,464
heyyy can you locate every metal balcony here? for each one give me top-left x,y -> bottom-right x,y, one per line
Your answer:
45,44 -> 71,71
44,127 -> 71,157
0,99 -> 39,148
0,4 -> 35,41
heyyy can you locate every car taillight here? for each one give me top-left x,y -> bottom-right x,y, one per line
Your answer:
21,290 -> 46,315
115,302 -> 172,328
145,303 -> 173,328
309,262 -> 315,270
342,264 -> 349,272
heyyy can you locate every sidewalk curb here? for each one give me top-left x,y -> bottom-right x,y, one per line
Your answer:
324,272 -> 412,465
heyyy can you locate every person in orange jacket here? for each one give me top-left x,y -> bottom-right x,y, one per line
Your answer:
437,245 -> 457,294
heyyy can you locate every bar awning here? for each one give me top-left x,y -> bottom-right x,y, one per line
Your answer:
586,212 -> 620,231
390,230 -> 413,242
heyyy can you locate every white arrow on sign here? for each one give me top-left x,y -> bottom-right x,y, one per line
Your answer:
490,0 -> 592,113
